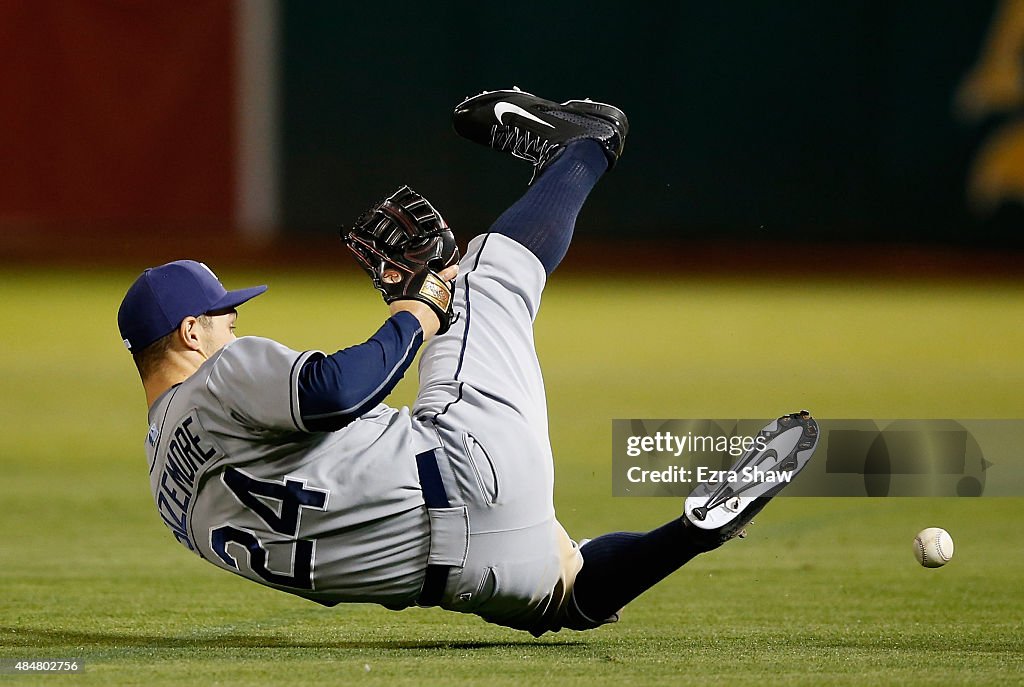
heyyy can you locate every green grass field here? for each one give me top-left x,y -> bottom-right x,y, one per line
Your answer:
2,266 -> 1023,685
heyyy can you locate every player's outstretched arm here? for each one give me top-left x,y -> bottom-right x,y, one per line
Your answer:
296,313 -> 420,432
294,186 -> 461,433
295,264 -> 457,433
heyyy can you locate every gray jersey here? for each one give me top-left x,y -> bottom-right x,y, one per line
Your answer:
145,336 -> 437,608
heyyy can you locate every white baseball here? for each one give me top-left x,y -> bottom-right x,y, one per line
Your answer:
914,527 -> 954,568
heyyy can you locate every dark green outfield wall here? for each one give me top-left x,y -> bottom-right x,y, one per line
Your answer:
281,2 -> 1020,245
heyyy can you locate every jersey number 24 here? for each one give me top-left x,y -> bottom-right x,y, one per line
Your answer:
210,467 -> 329,590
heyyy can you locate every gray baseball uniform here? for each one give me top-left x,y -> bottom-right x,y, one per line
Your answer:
144,233 -> 588,633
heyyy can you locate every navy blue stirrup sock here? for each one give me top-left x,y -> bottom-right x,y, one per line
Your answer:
571,519 -> 705,623
487,139 -> 609,275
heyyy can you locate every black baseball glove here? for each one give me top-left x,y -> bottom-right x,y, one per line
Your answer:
343,186 -> 460,334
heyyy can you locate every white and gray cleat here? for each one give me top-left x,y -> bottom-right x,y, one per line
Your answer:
683,411 -> 819,549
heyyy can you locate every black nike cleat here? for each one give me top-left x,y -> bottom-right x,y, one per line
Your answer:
682,411 -> 820,551
452,87 -> 628,183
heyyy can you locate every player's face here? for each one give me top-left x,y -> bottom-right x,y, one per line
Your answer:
201,308 -> 238,356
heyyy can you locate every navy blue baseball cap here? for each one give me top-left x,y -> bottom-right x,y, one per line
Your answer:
117,260 -> 267,352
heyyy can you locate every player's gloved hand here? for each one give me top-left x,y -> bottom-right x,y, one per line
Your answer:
343,186 -> 460,334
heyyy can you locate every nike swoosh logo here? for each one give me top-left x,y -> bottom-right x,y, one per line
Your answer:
494,102 -> 555,128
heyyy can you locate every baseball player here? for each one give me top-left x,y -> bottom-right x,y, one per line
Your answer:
118,88 -> 819,636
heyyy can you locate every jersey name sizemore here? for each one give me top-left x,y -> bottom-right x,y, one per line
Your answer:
152,411 -> 220,552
